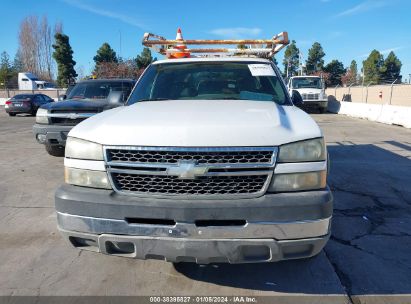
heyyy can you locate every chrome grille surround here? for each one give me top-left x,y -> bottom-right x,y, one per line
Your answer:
48,112 -> 97,126
104,146 -> 277,199
107,148 -> 274,165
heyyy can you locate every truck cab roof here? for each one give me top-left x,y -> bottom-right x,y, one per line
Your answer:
78,78 -> 136,83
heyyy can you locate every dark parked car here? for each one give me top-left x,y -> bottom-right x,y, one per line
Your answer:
33,79 -> 135,156
5,94 -> 54,116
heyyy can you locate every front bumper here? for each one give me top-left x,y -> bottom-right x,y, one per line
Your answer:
56,184 -> 333,263
33,123 -> 73,146
303,100 -> 328,108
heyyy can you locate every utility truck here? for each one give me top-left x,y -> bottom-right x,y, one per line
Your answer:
56,29 -> 333,264
288,76 -> 328,113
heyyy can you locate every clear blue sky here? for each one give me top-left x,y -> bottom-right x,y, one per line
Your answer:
0,0 -> 410,80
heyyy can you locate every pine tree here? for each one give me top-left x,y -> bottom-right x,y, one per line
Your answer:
324,60 -> 346,86
52,33 -> 77,87
341,60 -> 358,85
282,40 -> 300,77
13,50 -> 24,72
136,47 -> 154,69
350,60 -> 358,81
381,51 -> 402,82
94,43 -> 118,65
6,51 -> 24,88
363,50 -> 384,84
306,42 -> 325,74
0,51 -> 13,88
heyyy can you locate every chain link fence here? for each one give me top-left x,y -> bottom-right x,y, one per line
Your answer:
2,85 -> 411,107
0,89 -> 67,100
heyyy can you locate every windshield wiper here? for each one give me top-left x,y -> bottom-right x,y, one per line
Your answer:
138,98 -> 172,102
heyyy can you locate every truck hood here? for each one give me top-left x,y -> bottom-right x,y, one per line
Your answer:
69,100 -> 322,147
41,99 -> 114,112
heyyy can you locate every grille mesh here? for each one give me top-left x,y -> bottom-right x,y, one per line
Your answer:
301,93 -> 320,100
50,117 -> 88,125
112,173 -> 268,195
107,149 -> 273,165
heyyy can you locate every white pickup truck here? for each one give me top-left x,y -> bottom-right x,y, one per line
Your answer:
288,76 -> 328,113
55,56 -> 332,264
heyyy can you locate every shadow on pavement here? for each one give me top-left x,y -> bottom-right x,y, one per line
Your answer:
175,143 -> 411,296
173,253 -> 343,293
6,113 -> 35,117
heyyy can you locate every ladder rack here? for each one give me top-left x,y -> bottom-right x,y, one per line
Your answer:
142,31 -> 289,58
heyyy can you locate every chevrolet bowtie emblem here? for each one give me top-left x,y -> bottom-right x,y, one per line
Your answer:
68,113 -> 80,119
167,161 -> 208,179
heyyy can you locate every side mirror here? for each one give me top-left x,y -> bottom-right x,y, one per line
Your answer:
107,91 -> 125,106
58,94 -> 66,101
291,90 -> 304,108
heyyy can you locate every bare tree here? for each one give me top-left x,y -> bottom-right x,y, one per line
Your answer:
40,16 -> 53,80
18,15 -> 55,81
94,60 -> 144,79
76,65 -> 86,81
19,16 -> 38,75
54,21 -> 63,35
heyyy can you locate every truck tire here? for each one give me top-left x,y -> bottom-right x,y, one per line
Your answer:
45,144 -> 65,157
8,113 -> 16,117
319,107 -> 327,114
30,106 -> 38,116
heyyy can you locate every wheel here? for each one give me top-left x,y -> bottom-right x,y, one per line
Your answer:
31,106 -> 38,116
45,144 -> 65,157
319,107 -> 327,114
8,113 -> 16,117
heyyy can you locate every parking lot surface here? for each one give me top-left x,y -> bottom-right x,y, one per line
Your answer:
0,109 -> 410,303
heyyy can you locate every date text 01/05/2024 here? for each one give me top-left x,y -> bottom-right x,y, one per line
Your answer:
149,296 -> 257,303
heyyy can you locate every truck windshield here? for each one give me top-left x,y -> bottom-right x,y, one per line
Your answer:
128,62 -> 289,105
68,81 -> 133,101
292,77 -> 323,89
43,82 -> 55,89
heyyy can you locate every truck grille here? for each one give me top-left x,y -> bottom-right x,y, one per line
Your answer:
301,93 -> 319,100
107,149 -> 273,165
49,110 -> 98,125
112,173 -> 269,195
105,147 -> 277,198
50,117 -> 88,125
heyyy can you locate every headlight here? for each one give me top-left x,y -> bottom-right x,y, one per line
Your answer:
268,171 -> 326,192
278,138 -> 325,163
65,137 -> 103,160
36,108 -> 49,124
65,167 -> 111,189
